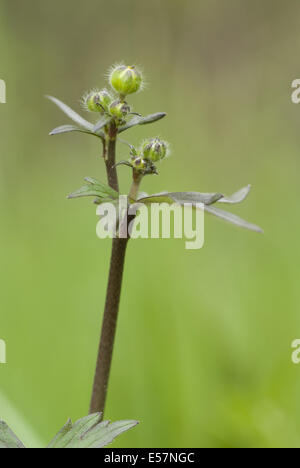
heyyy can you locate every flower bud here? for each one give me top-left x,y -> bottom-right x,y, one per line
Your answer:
130,156 -> 158,175
109,100 -> 130,119
141,137 -> 168,162
84,89 -> 113,113
132,157 -> 147,171
109,65 -> 143,96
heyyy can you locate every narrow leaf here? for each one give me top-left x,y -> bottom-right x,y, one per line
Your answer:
167,191 -> 224,205
0,421 -> 26,448
67,186 -> 113,200
49,125 -> 93,136
218,185 -> 251,204
118,115 -> 142,133
139,191 -> 223,206
204,204 -> 263,233
138,190 -> 263,233
118,112 -> 167,133
138,112 -> 167,125
136,193 -> 175,205
46,95 -> 94,131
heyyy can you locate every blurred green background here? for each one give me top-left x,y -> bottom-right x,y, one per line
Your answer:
0,0 -> 300,448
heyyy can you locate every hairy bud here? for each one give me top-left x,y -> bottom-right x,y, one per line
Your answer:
132,157 -> 147,171
109,100 -> 130,120
141,137 -> 169,162
130,156 -> 158,175
109,65 -> 143,96
83,89 -> 113,113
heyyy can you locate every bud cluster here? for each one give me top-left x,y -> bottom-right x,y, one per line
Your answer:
129,137 -> 169,176
82,64 -> 144,125
81,65 -> 170,177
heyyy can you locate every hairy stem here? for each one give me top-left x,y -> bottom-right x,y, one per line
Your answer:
90,121 -> 128,416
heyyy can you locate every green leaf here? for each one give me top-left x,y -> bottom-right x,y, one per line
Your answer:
0,421 -> 26,448
46,95 -> 94,131
48,413 -> 138,449
136,193 -> 174,204
138,112 -> 167,125
83,177 -> 119,198
138,189 -> 263,233
168,192 -> 224,205
68,177 -> 118,200
49,125 -> 95,137
48,414 -> 99,448
118,112 -> 167,133
204,204 -> 263,233
47,419 -> 73,448
80,419 -> 138,449
218,185 -> 251,204
139,186 -> 252,207
118,115 -> 143,133
138,191 -> 223,206
67,186 -> 114,200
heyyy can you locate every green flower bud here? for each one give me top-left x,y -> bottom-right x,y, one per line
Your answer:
97,89 -> 114,110
109,100 -> 130,119
83,89 -> 113,113
132,157 -> 147,171
141,137 -> 169,162
109,65 -> 143,96
130,156 -> 158,175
